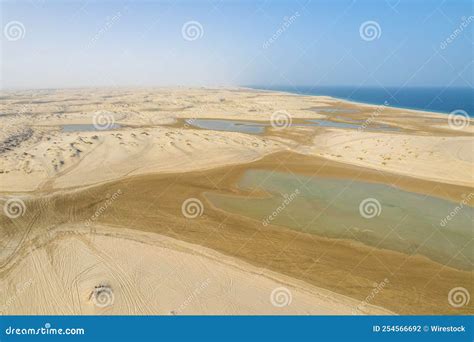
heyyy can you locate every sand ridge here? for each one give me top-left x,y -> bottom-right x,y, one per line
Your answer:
1,152 -> 471,315
1,88 -> 472,192
0,223 -> 392,315
309,129 -> 473,187
1,87 -> 473,316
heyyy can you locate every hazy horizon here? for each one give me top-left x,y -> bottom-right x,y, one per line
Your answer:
1,0 -> 473,90
1,84 -> 473,92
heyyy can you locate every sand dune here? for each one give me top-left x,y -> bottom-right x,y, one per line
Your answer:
1,87 -> 472,316
1,88 -> 472,192
0,224 -> 391,315
310,130 -> 473,187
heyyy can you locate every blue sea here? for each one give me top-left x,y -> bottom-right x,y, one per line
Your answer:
247,86 -> 473,117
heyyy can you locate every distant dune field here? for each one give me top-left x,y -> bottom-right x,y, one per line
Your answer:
1,88 -> 472,315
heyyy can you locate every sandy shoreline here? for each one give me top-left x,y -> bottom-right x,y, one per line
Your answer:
1,87 -> 472,193
0,223 -> 392,315
1,152 -> 472,315
1,87 -> 472,315
1,88 -> 472,193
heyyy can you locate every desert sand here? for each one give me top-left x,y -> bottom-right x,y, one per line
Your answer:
0,223 -> 391,315
0,87 -> 472,315
310,130 -> 473,187
1,87 -> 471,192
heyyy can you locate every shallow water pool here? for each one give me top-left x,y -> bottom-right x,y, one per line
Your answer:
185,118 -> 396,134
61,124 -> 121,132
205,170 -> 473,270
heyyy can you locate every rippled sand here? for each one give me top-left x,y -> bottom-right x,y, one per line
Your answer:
0,88 -> 472,315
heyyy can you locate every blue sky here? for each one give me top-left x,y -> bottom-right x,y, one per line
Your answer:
1,0 -> 473,89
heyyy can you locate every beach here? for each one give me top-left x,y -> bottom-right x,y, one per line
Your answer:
0,87 -> 472,315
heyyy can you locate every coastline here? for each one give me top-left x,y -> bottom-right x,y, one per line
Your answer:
243,85 -> 474,118
1,87 -> 472,193
0,87 -> 472,315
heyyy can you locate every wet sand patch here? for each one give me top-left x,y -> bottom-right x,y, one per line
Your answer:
2,152 -> 472,315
